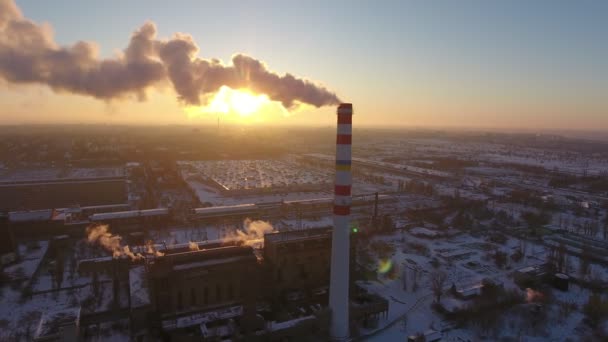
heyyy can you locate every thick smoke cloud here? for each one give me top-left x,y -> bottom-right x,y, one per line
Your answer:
0,0 -> 340,108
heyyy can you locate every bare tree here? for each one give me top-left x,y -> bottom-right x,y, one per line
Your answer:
430,271 -> 448,303
579,244 -> 591,279
411,268 -> 419,292
556,243 -> 567,273
520,240 -> 528,258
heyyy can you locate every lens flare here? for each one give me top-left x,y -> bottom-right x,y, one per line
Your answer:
377,259 -> 393,274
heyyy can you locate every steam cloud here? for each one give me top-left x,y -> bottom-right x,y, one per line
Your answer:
146,239 -> 165,257
86,224 -> 143,260
188,241 -> 200,251
0,0 -> 340,108
224,218 -> 276,247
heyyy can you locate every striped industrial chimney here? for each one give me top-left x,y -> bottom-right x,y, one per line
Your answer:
329,103 -> 352,340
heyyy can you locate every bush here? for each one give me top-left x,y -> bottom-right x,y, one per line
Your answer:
583,293 -> 608,327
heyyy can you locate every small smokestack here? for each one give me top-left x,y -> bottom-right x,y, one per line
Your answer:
329,103 -> 352,340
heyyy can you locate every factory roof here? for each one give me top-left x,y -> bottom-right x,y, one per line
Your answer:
8,209 -> 52,222
264,227 -> 330,244
80,203 -> 131,211
194,203 -> 256,216
90,208 -> 169,221
34,307 -> 81,340
283,197 -> 333,206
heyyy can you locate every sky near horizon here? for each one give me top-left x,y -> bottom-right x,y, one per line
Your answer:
1,0 -> 607,130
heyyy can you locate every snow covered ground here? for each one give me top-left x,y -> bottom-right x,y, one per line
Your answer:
355,228 -> 603,341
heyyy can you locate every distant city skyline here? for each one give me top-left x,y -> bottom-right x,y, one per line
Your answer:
1,0 -> 607,130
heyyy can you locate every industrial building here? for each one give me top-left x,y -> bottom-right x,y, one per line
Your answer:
71,223 -> 388,341
0,176 -> 127,212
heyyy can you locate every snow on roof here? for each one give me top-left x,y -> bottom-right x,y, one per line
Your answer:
423,329 -> 442,341
81,203 -> 131,211
4,241 -> 49,281
518,266 -> 536,273
438,249 -> 475,259
194,203 -> 256,216
129,266 -> 150,308
440,297 -> 468,313
269,315 -> 316,332
457,283 -> 484,297
410,227 -> 439,237
140,208 -> 169,216
162,305 -> 243,330
283,197 -> 332,205
8,209 -> 52,222
90,208 -> 169,221
34,307 -> 81,339
264,227 -> 330,243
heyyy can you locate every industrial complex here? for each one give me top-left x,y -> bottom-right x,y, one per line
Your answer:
1,103 -> 608,341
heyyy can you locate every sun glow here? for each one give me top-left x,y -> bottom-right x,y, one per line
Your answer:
185,86 -> 295,124
187,86 -> 270,118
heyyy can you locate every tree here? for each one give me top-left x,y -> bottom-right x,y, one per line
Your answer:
556,243 -> 567,273
493,251 -> 508,269
382,215 -> 394,231
411,268 -> 419,292
521,211 -> 551,235
579,244 -> 591,279
603,219 -> 608,240
583,293 -> 608,327
430,271 -> 448,303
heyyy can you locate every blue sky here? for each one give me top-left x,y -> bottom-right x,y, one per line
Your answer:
5,0 -> 608,129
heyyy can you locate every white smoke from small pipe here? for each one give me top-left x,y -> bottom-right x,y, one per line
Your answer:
86,224 -> 143,260
223,218 -> 275,248
146,239 -> 164,257
188,241 -> 200,251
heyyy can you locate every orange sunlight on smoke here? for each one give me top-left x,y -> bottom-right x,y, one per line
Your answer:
185,86 -> 279,122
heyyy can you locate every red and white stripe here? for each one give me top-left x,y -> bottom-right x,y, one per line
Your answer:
334,103 -> 352,216
330,103 -> 353,340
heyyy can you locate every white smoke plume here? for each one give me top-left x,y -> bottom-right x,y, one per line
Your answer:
86,224 -> 143,260
188,241 -> 200,251
0,0 -> 341,109
145,239 -> 164,257
223,219 -> 276,247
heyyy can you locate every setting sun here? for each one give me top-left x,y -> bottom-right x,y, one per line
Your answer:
201,86 -> 270,117
229,90 -> 268,117
185,86 -> 292,123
